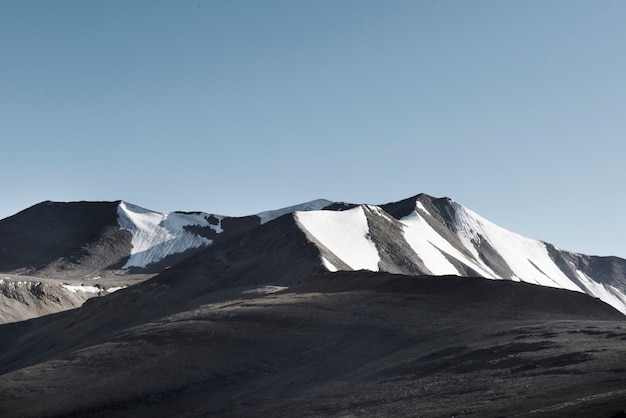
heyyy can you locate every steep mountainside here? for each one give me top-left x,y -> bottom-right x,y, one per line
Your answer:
0,201 -> 130,277
0,199 -> 337,322
0,199 -> 337,279
295,194 -> 626,313
1,193 -> 626,321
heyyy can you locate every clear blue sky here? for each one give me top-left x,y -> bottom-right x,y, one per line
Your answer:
1,0 -> 625,257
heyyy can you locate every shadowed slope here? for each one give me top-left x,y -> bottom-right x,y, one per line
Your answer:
0,213 -> 326,374
0,272 -> 624,417
0,201 -> 131,276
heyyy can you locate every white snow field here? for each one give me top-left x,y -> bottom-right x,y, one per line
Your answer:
117,199 -> 333,270
62,284 -> 102,294
450,202 -> 580,290
295,199 -> 626,314
117,202 -> 222,269
295,206 -> 380,271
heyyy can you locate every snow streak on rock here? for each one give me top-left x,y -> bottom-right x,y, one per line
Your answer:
294,196 -> 626,314
400,211 -> 462,276
575,270 -> 626,314
117,202 -> 219,268
451,202 -> 582,291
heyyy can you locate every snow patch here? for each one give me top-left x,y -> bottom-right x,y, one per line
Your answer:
295,206 -> 380,271
117,202 -> 218,268
400,212 -> 462,276
321,256 -> 338,272
62,284 -> 101,294
257,199 -> 333,225
106,286 -> 127,293
415,201 -> 432,217
575,270 -> 626,314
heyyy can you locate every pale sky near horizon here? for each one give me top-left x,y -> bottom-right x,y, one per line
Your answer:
1,1 -> 625,258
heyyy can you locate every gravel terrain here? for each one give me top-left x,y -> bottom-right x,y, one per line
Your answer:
1,272 -> 624,417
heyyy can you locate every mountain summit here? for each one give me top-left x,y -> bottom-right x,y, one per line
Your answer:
295,194 -> 626,313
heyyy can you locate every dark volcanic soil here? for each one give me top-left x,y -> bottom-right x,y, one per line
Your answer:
0,272 -> 625,417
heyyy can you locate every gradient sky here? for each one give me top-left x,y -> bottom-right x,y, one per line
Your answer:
1,1 -> 625,257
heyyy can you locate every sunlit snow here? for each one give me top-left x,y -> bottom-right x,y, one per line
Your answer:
294,198 -> 612,308
415,201 -> 432,217
452,203 -> 581,292
295,206 -> 380,271
575,270 -> 626,314
106,286 -> 127,293
321,256 -> 338,272
117,202 -> 220,269
401,212 -> 463,276
62,284 -> 101,294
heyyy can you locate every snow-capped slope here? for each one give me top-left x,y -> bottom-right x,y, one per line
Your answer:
450,202 -> 580,290
257,199 -> 333,225
295,206 -> 380,271
117,202 -> 222,268
398,201 -> 582,288
2,194 -> 626,317
293,195 -> 626,314
401,210 -> 474,277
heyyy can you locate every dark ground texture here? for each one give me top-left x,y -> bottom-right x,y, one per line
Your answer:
0,201 -> 132,277
1,272 -> 625,417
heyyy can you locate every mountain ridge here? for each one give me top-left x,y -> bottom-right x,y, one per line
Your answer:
1,193 -> 625,319
2,194 -> 626,416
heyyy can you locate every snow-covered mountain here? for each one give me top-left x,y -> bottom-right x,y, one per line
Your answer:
295,194 -> 626,314
1,194 -> 625,317
116,198 -> 340,269
2,194 -> 626,417
0,199 -> 336,279
116,201 -> 220,269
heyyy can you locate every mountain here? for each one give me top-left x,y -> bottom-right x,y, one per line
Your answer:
295,194 -> 626,314
2,193 -> 626,416
1,194 -> 626,322
0,199 -> 328,278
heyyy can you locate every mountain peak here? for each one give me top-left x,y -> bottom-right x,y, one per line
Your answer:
2,193 -> 626,316
256,198 -> 334,224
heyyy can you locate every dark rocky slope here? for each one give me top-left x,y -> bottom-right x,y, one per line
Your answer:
0,201 -> 272,279
0,272 -> 625,417
0,201 -> 131,277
